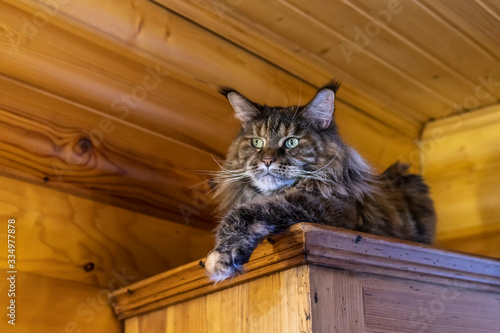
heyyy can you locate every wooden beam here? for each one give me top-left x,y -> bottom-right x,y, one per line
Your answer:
0,0 -> 241,157
424,104 -> 500,138
0,75 -> 218,228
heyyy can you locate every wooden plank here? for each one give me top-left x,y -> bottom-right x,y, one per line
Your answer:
0,74 -> 219,229
0,0 -> 238,157
279,0 -> 482,108
0,271 -> 121,333
362,273 -> 500,333
156,0 -> 499,122
154,0 -> 423,137
422,105 -> 500,245
336,103 -> 421,172
302,224 -> 500,289
423,167 -> 500,240
0,175 -> 213,288
309,266 -> 365,333
111,230 -> 306,319
132,266 -> 312,333
419,0 -> 500,59
110,223 -> 500,320
423,104 -> 500,139
352,0 -> 500,88
4,1 -> 419,139
204,266 -> 312,333
1,0 -> 421,138
439,229 -> 500,259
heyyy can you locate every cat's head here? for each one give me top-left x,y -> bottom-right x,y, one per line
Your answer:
220,81 -> 347,194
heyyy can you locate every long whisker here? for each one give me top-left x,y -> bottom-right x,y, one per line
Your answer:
307,143 -> 342,174
210,154 -> 235,172
297,174 -> 336,185
292,83 -> 303,120
196,169 -> 246,176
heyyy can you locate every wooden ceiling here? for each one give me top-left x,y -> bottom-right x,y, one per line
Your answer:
158,0 -> 499,126
0,0 -> 498,230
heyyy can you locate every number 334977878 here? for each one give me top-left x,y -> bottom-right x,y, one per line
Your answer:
7,219 -> 16,268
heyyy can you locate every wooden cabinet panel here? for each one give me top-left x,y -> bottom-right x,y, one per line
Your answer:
110,223 -> 500,332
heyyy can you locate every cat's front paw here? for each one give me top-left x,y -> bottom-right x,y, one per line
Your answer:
205,250 -> 242,282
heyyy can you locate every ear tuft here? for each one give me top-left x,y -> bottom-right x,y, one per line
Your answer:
220,88 -> 260,125
218,86 -> 236,98
301,86 -> 337,129
319,80 -> 341,93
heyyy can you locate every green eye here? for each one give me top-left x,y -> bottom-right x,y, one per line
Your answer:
251,138 -> 264,149
285,138 -> 300,149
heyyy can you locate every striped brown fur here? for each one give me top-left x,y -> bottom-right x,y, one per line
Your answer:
205,81 -> 436,282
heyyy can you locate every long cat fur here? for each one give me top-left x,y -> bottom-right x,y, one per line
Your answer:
205,81 -> 436,282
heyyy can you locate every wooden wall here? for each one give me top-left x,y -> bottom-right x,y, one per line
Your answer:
0,175 -> 213,333
422,105 -> 500,257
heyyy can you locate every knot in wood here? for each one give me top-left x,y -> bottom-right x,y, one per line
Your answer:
83,262 -> 95,272
77,138 -> 93,154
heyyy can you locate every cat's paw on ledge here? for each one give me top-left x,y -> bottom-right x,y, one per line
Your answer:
205,250 -> 242,282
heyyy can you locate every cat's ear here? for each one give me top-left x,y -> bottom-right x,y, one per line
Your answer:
220,88 -> 260,125
301,81 -> 340,129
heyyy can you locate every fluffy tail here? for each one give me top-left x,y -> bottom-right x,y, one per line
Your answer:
381,162 -> 437,244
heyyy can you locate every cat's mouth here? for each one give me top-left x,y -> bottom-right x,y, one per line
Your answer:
253,172 -> 294,193
259,171 -> 289,180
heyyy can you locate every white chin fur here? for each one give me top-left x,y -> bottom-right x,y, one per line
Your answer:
254,175 -> 293,193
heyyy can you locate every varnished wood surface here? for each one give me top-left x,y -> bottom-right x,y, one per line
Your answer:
362,274 -> 500,332
310,266 -> 365,333
122,265 -> 500,333
119,249 -> 500,333
152,0 -> 422,138
124,266 -> 313,333
0,271 -> 121,333
110,223 -> 500,320
111,227 -> 306,319
0,75 -> 217,228
156,0 -> 500,126
0,175 -> 213,288
422,105 -> 500,256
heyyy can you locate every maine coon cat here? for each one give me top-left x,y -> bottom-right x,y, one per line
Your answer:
205,81 -> 436,282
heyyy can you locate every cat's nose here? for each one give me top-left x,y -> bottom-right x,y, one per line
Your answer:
262,156 -> 276,167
